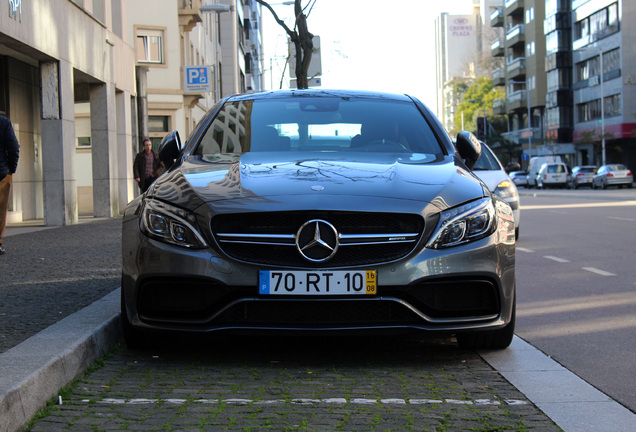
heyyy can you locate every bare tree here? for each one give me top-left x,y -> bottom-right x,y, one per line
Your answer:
256,0 -> 316,89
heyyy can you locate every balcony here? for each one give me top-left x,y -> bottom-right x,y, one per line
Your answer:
491,39 -> 504,57
490,7 -> 504,27
506,89 -> 528,111
503,126 -> 541,145
506,23 -> 525,47
505,0 -> 524,15
179,0 -> 203,32
493,68 -> 505,86
506,57 -> 526,80
493,98 -> 506,115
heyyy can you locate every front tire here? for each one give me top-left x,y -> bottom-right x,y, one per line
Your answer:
457,300 -> 515,350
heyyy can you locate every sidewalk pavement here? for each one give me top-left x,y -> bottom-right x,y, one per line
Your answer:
1,217 -> 636,432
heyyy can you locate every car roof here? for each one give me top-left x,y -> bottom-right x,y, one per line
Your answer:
228,89 -> 415,103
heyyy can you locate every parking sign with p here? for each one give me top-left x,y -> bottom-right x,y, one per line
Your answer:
184,66 -> 212,93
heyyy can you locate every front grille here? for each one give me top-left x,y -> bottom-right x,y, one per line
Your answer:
211,211 -> 424,267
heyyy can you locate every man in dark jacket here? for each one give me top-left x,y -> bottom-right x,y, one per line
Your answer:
133,138 -> 162,193
0,114 -> 20,255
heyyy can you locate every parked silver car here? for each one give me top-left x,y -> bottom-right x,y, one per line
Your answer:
566,165 -> 596,189
509,170 -> 528,188
592,164 -> 634,189
121,89 -> 516,350
473,143 -> 520,240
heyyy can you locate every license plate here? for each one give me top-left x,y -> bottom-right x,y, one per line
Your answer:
259,270 -> 377,295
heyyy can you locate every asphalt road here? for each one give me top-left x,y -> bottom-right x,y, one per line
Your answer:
514,187 -> 636,413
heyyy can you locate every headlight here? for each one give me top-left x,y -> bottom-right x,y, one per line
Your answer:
139,199 -> 208,249
427,198 -> 496,249
493,180 -> 518,199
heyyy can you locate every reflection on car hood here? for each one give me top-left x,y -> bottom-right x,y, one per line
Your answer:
150,152 -> 486,212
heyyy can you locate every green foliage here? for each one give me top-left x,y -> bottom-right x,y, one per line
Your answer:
452,78 -> 505,137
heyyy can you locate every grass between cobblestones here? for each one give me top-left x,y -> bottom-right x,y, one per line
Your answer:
26,335 -> 562,432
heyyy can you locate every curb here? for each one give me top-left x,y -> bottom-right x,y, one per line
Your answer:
0,289 -> 121,432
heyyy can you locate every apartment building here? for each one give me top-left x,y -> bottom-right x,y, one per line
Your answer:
491,0 -> 563,163
572,0 -> 636,169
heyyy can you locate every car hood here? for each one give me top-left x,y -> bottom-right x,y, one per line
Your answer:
150,152 -> 486,212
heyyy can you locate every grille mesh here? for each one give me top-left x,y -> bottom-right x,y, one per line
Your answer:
211,211 -> 424,267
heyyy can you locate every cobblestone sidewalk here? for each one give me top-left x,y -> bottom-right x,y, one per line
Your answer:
29,335 -> 562,431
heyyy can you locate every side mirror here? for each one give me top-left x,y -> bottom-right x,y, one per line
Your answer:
158,131 -> 182,169
455,131 -> 481,170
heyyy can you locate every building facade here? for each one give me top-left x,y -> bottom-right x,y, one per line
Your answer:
572,0 -> 636,169
435,0 -> 503,134
0,0 -> 137,225
491,0 -> 562,163
435,10 -> 482,131
488,0 -> 636,170
0,0 -> 263,225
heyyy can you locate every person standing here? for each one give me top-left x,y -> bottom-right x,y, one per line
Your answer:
0,114 -> 20,255
133,138 -> 162,193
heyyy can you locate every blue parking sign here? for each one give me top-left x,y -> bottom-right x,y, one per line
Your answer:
184,66 -> 212,93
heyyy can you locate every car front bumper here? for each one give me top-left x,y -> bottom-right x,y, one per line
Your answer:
122,217 -> 516,336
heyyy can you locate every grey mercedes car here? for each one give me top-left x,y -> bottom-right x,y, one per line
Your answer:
121,89 -> 516,350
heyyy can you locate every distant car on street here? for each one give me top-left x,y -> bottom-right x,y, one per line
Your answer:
473,143 -> 520,239
526,155 -> 562,188
536,162 -> 569,189
120,89 -> 517,351
592,164 -> 634,189
566,165 -> 596,189
509,170 -> 528,188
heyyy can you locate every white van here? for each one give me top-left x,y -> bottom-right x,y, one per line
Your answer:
536,162 -> 569,188
527,155 -> 562,188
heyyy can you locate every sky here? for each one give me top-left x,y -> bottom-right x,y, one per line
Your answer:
260,0 -> 476,111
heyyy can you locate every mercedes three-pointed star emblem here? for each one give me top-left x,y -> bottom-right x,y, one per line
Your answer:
295,219 -> 339,262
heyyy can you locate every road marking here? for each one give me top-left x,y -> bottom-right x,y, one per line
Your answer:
521,201 -> 636,210
608,216 -> 635,221
516,247 -> 535,253
582,267 -> 616,276
519,293 -> 636,317
81,397 -> 527,406
544,255 -> 570,263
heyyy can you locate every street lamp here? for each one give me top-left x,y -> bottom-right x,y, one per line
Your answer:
508,79 -> 531,158
200,4 -> 234,12
577,47 -> 605,166
469,99 -> 487,140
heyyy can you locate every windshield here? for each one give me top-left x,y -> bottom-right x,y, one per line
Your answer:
472,144 -> 502,171
193,97 -> 444,157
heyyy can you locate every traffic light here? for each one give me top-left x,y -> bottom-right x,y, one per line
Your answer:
476,116 -> 486,140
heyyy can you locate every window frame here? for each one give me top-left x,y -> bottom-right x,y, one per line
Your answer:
135,26 -> 167,66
